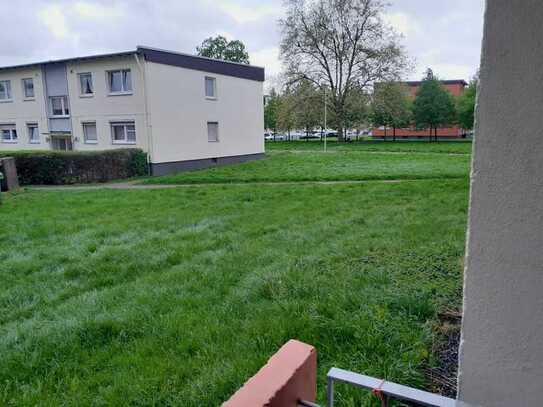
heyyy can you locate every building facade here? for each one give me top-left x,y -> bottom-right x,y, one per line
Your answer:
0,46 -> 265,175
372,79 -> 467,139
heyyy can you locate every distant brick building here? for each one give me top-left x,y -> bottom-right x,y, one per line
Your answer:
372,79 -> 468,139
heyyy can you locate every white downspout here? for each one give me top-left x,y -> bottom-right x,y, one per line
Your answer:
135,53 -> 153,175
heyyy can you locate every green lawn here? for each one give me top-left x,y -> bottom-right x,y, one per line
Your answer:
266,140 -> 473,154
144,149 -> 470,185
0,143 -> 470,406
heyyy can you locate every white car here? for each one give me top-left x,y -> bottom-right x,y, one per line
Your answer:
264,133 -> 285,141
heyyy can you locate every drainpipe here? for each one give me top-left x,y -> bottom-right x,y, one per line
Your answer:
135,53 -> 153,175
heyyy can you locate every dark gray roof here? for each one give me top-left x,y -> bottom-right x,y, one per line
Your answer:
0,46 -> 265,82
137,46 -> 265,82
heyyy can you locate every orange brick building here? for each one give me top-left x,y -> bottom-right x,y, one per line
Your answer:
372,79 -> 468,139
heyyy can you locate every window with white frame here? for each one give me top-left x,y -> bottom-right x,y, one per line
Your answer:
205,77 -> 217,99
79,73 -> 93,95
111,122 -> 136,144
207,121 -> 219,142
22,78 -> 34,99
50,96 -> 69,116
27,123 -> 39,143
0,80 -> 12,101
108,69 -> 132,94
83,122 -> 97,144
1,124 -> 17,142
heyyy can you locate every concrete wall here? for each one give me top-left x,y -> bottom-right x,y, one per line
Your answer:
66,55 -> 148,152
0,67 -> 48,150
458,1 -> 543,406
144,61 -> 264,164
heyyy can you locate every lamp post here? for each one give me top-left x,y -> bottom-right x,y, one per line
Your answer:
324,87 -> 327,153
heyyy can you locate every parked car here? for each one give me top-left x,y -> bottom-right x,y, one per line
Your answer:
265,133 -> 285,141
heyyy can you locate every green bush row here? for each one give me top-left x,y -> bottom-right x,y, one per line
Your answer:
0,149 -> 148,185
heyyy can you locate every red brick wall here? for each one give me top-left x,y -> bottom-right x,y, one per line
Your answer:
223,340 -> 317,407
373,81 -> 466,139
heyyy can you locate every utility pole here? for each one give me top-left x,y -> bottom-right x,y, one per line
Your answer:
324,87 -> 327,152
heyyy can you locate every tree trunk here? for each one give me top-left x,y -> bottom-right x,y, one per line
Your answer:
393,127 -> 396,142
337,124 -> 345,142
435,127 -> 438,141
384,126 -> 387,141
429,127 -> 433,142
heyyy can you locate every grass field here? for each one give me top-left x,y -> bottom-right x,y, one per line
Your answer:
144,142 -> 470,185
0,142 -> 471,406
265,140 -> 473,154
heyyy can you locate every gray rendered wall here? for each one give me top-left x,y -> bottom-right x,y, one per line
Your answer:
458,1 -> 543,406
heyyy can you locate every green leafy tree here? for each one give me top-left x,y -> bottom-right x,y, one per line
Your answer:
196,35 -> 250,64
344,87 -> 370,139
276,91 -> 297,140
279,0 -> 409,141
412,69 -> 456,141
264,89 -> 279,133
292,79 -> 321,138
457,75 -> 478,131
372,81 -> 412,141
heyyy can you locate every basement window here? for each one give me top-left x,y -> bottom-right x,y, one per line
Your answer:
207,121 -> 219,142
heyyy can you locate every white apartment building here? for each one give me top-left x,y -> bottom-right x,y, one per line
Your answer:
0,46 -> 265,175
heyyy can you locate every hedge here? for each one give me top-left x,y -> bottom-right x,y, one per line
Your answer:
0,149 -> 148,185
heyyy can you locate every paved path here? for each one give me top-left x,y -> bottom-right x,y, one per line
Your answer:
27,177 -> 465,191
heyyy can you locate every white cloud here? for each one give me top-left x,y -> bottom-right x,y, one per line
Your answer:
1,0 -> 483,86
426,63 -> 474,80
38,5 -> 70,39
73,2 -> 123,19
383,12 -> 422,36
251,47 -> 280,71
212,1 -> 282,24
415,49 -> 475,80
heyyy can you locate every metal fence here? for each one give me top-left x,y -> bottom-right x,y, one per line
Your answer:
300,368 -> 475,407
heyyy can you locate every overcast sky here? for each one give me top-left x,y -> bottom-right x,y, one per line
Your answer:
1,1 -> 485,86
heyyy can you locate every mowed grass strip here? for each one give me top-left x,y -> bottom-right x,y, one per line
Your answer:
0,180 -> 468,406
265,140 -> 473,154
143,150 -> 470,185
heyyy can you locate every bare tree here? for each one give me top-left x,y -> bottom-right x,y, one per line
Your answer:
279,0 -> 409,141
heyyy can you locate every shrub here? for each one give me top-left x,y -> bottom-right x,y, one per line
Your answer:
0,149 -> 148,185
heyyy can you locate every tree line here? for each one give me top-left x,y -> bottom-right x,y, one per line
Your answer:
265,68 -> 477,140
265,79 -> 368,138
373,69 -> 477,141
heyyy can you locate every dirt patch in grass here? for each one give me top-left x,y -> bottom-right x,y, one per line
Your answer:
425,309 -> 462,398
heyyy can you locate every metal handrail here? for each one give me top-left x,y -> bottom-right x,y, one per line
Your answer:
299,367 -> 477,407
